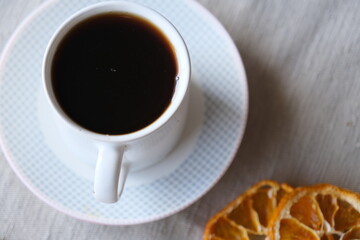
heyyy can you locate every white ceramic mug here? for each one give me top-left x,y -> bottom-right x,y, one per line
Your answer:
42,2 -> 190,203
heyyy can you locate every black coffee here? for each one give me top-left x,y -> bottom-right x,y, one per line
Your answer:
52,13 -> 177,135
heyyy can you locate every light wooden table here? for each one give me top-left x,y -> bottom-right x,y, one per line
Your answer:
1,0 -> 360,239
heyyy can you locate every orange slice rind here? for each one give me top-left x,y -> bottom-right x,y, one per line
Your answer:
268,184 -> 360,240
203,180 -> 293,240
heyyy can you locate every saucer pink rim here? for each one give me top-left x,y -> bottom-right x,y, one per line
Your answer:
0,0 -> 248,225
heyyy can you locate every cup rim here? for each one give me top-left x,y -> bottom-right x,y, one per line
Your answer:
42,1 -> 190,142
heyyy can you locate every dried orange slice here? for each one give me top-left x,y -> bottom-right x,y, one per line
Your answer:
203,180 -> 293,240
268,184 -> 360,240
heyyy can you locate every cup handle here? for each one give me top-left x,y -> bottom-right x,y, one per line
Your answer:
93,145 -> 128,203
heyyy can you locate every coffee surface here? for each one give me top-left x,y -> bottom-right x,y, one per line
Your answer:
52,13 -> 177,135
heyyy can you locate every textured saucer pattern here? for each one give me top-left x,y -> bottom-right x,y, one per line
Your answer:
0,0 -> 248,224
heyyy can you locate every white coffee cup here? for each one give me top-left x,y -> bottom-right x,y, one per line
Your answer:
42,2 -> 190,203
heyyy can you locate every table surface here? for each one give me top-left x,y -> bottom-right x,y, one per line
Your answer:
1,0 -> 360,239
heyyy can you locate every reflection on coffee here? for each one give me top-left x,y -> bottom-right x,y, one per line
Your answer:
51,13 -> 177,135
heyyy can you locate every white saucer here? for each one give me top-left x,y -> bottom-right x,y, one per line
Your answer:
0,0 -> 248,225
